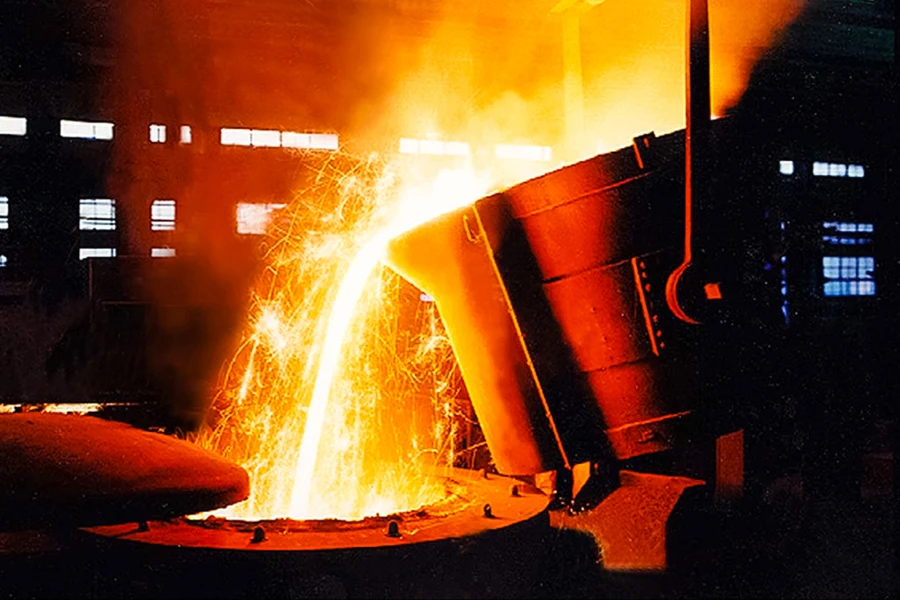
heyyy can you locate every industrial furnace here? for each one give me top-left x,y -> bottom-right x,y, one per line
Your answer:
1,0 -> 894,598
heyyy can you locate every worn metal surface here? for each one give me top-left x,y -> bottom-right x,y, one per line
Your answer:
84,468 -> 548,551
387,128 -> 703,470
80,469 -> 551,599
0,413 -> 249,530
386,206 -> 569,475
551,470 -> 704,571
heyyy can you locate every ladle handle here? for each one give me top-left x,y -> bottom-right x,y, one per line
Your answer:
667,0 -> 713,325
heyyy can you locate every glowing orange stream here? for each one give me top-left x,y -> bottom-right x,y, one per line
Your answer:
288,233 -> 390,518
289,168 -> 491,519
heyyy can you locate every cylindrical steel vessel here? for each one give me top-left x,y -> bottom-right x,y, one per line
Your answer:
386,130 -> 700,474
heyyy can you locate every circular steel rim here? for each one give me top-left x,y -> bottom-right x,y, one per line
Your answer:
82,468 -> 549,552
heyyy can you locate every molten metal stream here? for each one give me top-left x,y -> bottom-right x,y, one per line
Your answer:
192,0 -> 804,520
288,168 -> 491,519
289,233 -> 390,517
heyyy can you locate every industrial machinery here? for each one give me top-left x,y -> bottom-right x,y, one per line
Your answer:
383,0 -> 749,570
0,0 -> 807,596
384,117 -> 743,574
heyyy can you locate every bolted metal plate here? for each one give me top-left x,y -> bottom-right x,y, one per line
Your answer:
79,469 -> 550,599
83,468 -> 548,551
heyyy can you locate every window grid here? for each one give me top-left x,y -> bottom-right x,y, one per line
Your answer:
236,203 -> 286,235
150,124 -> 167,143
822,255 -> 875,297
0,116 -> 27,136
60,120 -> 114,140
151,199 -> 176,231
79,198 -> 116,231
221,128 -> 339,150
822,222 -> 874,246
812,161 -> 865,178
79,248 -> 117,260
250,129 -> 281,147
0,196 -> 8,230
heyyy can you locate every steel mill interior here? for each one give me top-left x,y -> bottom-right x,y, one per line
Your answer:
0,1 -> 896,598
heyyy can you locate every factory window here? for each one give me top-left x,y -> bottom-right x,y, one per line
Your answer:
79,198 -> 116,231
221,128 -> 252,146
778,160 -> 794,175
0,196 -> 8,229
151,199 -> 176,231
0,116 -> 27,136
180,125 -> 192,144
822,221 -> 874,246
221,128 -> 339,151
79,248 -> 117,260
251,130 -> 281,147
60,119 -> 114,140
495,144 -> 553,161
282,132 -> 339,150
149,124 -> 166,143
236,202 -> 286,235
812,161 -> 865,178
822,256 -> 875,297
398,138 -> 471,156
151,247 -> 176,258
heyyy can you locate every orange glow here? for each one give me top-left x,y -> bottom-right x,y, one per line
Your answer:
187,1 -> 806,522
578,0 -> 806,156
288,170 -> 492,518
287,233 -> 395,518
196,156 -> 506,521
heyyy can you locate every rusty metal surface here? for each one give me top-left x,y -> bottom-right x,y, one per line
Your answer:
604,411 -> 694,460
386,205 -> 568,475
542,260 -> 655,372
77,469 -> 551,598
388,128 -> 708,472
551,470 -> 704,571
0,413 -> 249,530
83,468 -> 547,551
503,143 -> 671,220
517,175 -> 677,281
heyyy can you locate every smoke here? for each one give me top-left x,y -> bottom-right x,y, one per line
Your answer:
581,0 -> 807,153
343,0 -> 806,160
104,0 -> 806,431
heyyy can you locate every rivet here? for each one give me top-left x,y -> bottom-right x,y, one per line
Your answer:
385,520 -> 401,538
250,526 -> 266,544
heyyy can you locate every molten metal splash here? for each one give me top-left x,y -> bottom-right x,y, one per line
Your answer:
289,172 -> 488,517
196,154 -> 495,521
